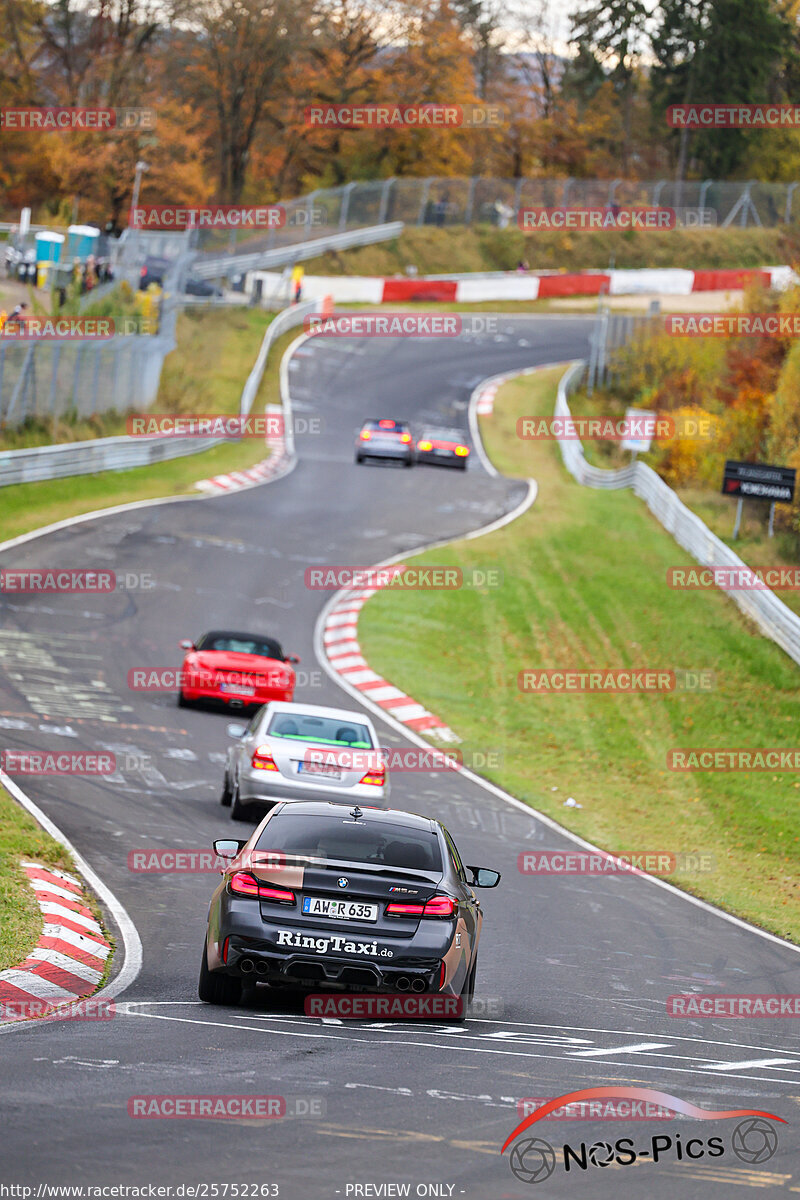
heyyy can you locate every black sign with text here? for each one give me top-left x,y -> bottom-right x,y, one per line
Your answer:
722,461 -> 795,503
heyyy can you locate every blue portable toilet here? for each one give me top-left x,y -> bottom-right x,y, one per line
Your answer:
35,231 -> 65,264
67,224 -> 100,259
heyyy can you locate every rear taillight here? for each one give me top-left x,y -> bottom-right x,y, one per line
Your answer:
386,901 -> 425,917
252,745 -> 278,771
400,433 -> 411,443
418,440 -> 432,451
386,895 -> 457,918
439,960 -> 447,989
455,446 -> 469,457
360,430 -> 372,441
221,936 -> 230,963
378,420 -> 395,429
258,884 -> 295,905
230,871 -> 260,897
229,873 -> 295,904
140,266 -> 147,277
359,766 -> 385,786
423,895 -> 457,918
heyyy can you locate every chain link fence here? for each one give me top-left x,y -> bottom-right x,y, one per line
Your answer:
190,176 -> 800,268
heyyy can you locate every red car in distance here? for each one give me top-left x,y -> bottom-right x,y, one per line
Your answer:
177,630 -> 300,711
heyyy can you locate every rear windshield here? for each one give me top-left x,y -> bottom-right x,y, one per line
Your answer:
363,419 -> 409,434
197,633 -> 283,660
421,429 -> 464,443
255,814 -> 442,872
266,712 -> 372,747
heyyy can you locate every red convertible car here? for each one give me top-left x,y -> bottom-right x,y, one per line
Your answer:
177,630 -> 300,710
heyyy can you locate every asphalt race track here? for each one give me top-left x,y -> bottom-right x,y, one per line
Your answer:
1,314 -> 798,1197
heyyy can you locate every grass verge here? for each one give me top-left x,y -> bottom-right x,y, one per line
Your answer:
358,365 -> 800,942
567,382 -> 800,619
304,225 -> 786,276
0,784 -> 109,974
0,315 -> 301,544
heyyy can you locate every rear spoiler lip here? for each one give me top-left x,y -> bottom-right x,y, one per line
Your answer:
246,853 -> 443,886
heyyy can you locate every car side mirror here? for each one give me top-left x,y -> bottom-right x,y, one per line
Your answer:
214,839 -> 245,861
286,654 -> 300,665
178,638 -> 194,650
467,865 -> 500,888
226,722 -> 247,739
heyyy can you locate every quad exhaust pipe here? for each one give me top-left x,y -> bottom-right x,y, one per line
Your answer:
255,961 -> 270,976
410,978 -> 426,993
395,976 -> 411,991
240,958 -> 255,974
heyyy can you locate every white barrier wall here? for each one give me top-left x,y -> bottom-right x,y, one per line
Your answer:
249,272 -> 384,304
456,276 -> 540,302
607,269 -> 696,295
555,361 -> 800,670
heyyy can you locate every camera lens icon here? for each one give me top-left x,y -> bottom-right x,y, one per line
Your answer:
509,1137 -> 556,1185
732,1118 -> 778,1164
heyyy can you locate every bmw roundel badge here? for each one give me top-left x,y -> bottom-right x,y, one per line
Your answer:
337,877 -> 349,889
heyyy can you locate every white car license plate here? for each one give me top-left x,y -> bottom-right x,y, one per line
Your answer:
221,683 -> 255,696
298,761 -> 342,780
302,896 -> 378,922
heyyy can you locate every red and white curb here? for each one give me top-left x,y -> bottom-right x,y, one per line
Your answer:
0,861 -> 111,1020
248,265 -> 798,305
195,404 -> 289,495
322,573 -> 462,744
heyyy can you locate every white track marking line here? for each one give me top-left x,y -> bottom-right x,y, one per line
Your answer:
121,1009 -> 800,1085
696,1057 -> 800,1072
568,1041 -> 672,1057
119,1003 -> 800,1055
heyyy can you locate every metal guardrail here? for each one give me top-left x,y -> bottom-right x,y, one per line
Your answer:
0,299 -> 321,487
557,360 -> 800,668
191,222 -> 404,280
